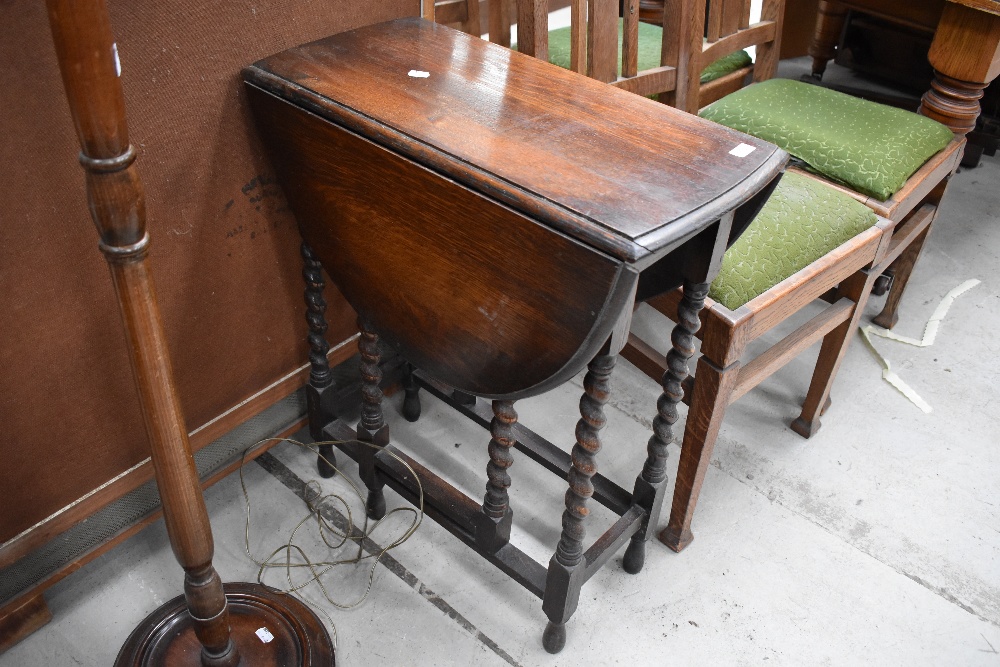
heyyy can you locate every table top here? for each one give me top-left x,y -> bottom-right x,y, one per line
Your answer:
245,17 -> 785,263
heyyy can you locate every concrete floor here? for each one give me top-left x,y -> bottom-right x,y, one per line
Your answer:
4,91 -> 999,667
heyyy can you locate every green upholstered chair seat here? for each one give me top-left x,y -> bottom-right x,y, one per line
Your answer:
544,20 -> 751,82
700,79 -> 955,201
709,171 -> 878,311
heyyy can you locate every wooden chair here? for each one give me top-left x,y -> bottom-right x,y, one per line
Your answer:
431,0 -> 482,36
512,0 -> 682,98
428,0 -> 516,46
623,0 -> 964,552
498,1 -> 909,557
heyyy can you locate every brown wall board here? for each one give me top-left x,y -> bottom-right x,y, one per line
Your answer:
0,0 -> 419,546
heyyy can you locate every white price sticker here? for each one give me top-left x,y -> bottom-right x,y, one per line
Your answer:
729,143 -> 756,158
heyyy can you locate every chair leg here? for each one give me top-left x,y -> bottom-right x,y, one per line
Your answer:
659,354 -> 740,553
301,241 -> 338,478
872,225 -> 931,330
792,270 -> 878,438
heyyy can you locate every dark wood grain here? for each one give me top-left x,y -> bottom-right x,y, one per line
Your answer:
247,84 -> 638,399
245,18 -> 785,262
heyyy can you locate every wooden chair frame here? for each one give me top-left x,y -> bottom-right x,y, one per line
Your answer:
664,0 -> 964,328
515,0 -> 682,98
432,0 -> 482,37
428,0 -> 515,46
621,0 -> 964,551
665,0 -> 785,112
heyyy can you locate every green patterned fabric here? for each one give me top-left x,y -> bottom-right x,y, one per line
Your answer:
709,172 -> 878,311
700,79 -> 954,200
543,20 -> 751,82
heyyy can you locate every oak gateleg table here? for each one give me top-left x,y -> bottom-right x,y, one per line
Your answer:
244,17 -> 787,654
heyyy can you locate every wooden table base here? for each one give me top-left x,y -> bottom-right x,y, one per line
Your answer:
115,584 -> 334,667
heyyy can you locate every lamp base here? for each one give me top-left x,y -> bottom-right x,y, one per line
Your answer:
115,583 -> 334,666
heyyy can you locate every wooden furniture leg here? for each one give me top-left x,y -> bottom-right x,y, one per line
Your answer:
659,343 -> 739,553
872,228 -> 929,330
872,181 -> 947,330
47,1 -> 333,664
792,269 -> 879,437
625,280 -> 711,565
919,3 -> 1000,137
542,351 -> 616,654
472,400 -> 518,553
402,362 -> 472,423
302,242 -> 339,478
808,0 -> 849,80
401,362 -> 422,422
357,321 -> 389,520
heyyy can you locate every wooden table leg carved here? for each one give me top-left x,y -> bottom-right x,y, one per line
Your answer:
807,0 -> 850,80
303,273 -> 713,654
918,2 -> 1000,135
302,242 -> 339,480
46,0 -> 334,664
808,0 -> 1000,137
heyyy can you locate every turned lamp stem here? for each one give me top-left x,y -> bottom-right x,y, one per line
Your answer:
45,1 -> 238,665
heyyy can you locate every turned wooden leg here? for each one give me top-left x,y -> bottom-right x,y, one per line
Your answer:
872,225 -> 932,331
624,281 -> 709,567
919,3 -> 1000,137
807,1 -> 847,80
792,270 -> 878,438
920,73 -> 985,137
401,362 -> 421,422
542,352 -> 616,654
472,400 -> 517,553
302,242 -> 338,478
357,320 -> 387,520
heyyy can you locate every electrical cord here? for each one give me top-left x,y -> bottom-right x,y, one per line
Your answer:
237,437 -> 425,649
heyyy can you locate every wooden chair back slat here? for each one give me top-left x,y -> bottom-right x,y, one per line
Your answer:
435,0 -> 471,25
588,0 -> 620,82
516,0 -> 549,59
668,0 -> 785,112
752,0 -> 785,81
506,0 -> 678,98
706,0 -> 722,41
622,0 -> 641,78
466,0 -> 482,37
490,0 -> 513,47
570,0 -> 587,73
721,0 -> 743,36
431,0 -> 483,38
